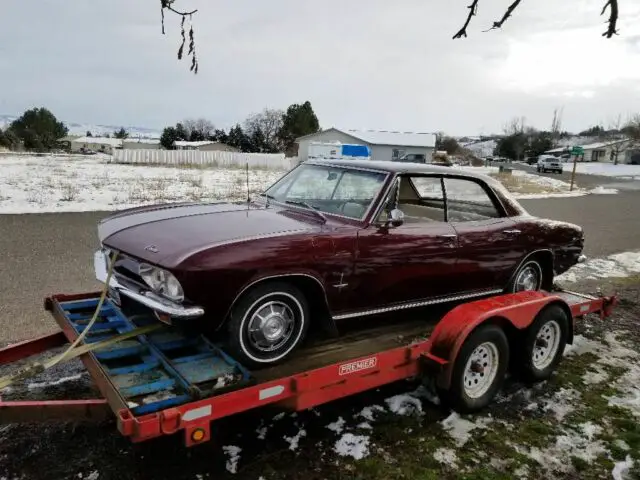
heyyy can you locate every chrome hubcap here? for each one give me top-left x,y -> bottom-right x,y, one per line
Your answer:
515,265 -> 540,292
463,342 -> 499,399
248,301 -> 295,352
533,320 -> 561,370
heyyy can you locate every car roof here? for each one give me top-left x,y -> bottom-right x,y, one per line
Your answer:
305,158 -> 489,181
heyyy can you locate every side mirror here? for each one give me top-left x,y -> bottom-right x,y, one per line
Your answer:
389,208 -> 404,227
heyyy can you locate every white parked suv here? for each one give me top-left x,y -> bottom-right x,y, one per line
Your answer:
536,155 -> 563,174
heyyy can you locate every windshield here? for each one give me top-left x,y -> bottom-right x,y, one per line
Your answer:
262,163 -> 388,220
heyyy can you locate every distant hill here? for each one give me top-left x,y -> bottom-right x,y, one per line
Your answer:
0,114 -> 162,139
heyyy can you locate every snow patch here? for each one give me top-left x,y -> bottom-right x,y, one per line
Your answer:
385,394 -> 423,416
612,455 -> 634,480
440,412 -> 492,446
514,465 -> 530,478
27,373 -> 83,390
222,445 -> 241,474
615,439 -> 631,451
433,448 -> 458,468
556,250 -> 640,284
356,405 -> 385,422
326,417 -> 346,434
283,428 -> 306,451
579,422 -> 602,441
589,186 -> 619,195
334,433 -> 370,460
356,422 -> 373,430
582,364 -> 609,385
541,388 -> 580,421
574,163 -> 640,178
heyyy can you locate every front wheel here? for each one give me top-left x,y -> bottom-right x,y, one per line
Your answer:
439,324 -> 509,412
226,282 -> 309,368
506,259 -> 544,293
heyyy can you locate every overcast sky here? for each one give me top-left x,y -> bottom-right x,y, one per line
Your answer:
2,0 -> 640,136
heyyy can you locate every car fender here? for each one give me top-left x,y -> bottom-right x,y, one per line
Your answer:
426,291 -> 572,389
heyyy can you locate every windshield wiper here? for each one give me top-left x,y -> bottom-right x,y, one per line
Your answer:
285,200 -> 327,223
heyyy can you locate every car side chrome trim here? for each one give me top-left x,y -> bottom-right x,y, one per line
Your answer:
331,289 -> 504,321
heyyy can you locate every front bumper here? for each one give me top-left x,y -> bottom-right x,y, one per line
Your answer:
94,250 -> 205,319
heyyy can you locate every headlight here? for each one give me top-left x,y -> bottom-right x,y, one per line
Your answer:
138,264 -> 185,302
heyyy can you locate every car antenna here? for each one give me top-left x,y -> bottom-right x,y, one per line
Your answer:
245,161 -> 250,205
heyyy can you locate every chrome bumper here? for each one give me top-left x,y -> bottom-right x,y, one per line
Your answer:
93,250 -> 205,319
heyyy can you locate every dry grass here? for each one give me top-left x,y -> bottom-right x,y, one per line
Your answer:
59,182 -> 80,202
491,172 -> 566,195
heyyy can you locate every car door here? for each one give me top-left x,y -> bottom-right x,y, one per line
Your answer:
347,175 -> 460,313
443,176 -> 525,292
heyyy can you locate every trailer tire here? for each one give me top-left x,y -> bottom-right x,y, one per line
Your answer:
440,324 -> 509,413
226,282 -> 309,369
517,304 -> 569,383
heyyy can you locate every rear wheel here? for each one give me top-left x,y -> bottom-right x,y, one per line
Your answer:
517,304 -> 569,382
439,324 -> 509,412
226,282 -> 309,368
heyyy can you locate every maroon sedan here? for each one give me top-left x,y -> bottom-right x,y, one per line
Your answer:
94,159 -> 586,367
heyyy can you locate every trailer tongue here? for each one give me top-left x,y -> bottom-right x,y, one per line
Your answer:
0,288 -> 617,447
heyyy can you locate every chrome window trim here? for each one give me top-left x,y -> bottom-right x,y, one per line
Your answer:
331,288 -> 504,321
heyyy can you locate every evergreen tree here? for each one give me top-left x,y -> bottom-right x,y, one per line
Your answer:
10,107 -> 68,152
277,101 -> 320,153
160,126 -> 179,149
113,127 -> 129,139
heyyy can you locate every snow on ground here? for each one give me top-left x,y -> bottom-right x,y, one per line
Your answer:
326,417 -> 346,434
0,155 -> 285,214
613,456 -> 635,480
222,445 -> 242,474
440,412 -> 492,447
555,250 -> 640,284
574,163 -> 640,179
333,433 -> 370,460
283,427 -> 307,451
433,447 -> 458,468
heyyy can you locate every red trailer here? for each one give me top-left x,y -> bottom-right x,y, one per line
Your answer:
0,288 -> 617,447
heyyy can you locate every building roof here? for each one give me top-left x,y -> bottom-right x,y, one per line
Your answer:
297,128 -> 437,148
72,136 -> 123,147
545,139 -> 629,154
174,140 -> 217,147
125,138 -> 161,144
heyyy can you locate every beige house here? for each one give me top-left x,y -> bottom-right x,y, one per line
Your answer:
123,138 -> 162,150
545,139 -> 631,163
174,140 -> 238,152
71,136 -> 123,154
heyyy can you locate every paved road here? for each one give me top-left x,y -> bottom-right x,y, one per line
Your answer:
1,187 -> 640,343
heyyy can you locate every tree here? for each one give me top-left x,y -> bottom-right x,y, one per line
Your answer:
160,126 -> 179,149
183,118 -> 214,141
244,108 -> 285,152
211,128 -> 228,144
113,127 -> 129,139
249,127 -> 267,153
9,107 -> 68,152
175,122 -> 188,141
278,101 -> 320,154
439,136 -> 461,155
86,130 -> 93,137
622,114 -> 640,140
227,124 -> 253,152
579,125 -> 606,137
528,131 -> 555,157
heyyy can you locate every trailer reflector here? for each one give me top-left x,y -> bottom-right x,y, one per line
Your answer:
183,405 -> 212,422
259,385 -> 285,400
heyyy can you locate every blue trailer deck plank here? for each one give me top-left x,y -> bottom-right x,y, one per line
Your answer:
57,296 -> 254,415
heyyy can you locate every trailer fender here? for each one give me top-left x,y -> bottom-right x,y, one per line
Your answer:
427,291 -> 572,390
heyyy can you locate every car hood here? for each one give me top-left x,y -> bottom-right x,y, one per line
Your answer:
98,201 -> 321,267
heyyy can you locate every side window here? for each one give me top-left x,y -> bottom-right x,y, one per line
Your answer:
397,176 -> 445,222
443,178 -> 501,222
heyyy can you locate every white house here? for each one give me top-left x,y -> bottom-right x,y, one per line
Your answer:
174,140 -> 238,152
295,128 -> 437,162
71,136 -> 123,154
544,139 -> 630,163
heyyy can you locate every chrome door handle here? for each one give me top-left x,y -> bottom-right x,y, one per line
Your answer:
503,229 -> 521,235
437,234 -> 457,239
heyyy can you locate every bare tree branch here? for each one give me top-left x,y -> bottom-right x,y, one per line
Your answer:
484,0 -> 523,32
601,0 -> 619,38
160,0 -> 199,74
453,0 -> 480,39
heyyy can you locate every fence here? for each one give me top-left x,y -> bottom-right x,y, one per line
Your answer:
112,149 -> 298,170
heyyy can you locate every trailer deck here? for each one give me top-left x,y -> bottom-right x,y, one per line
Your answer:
0,288 -> 617,446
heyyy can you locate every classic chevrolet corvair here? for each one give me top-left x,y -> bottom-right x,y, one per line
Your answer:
94,159 -> 586,367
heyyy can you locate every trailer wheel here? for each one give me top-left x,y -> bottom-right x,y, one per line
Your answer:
441,324 -> 509,413
226,282 -> 309,368
518,304 -> 569,382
